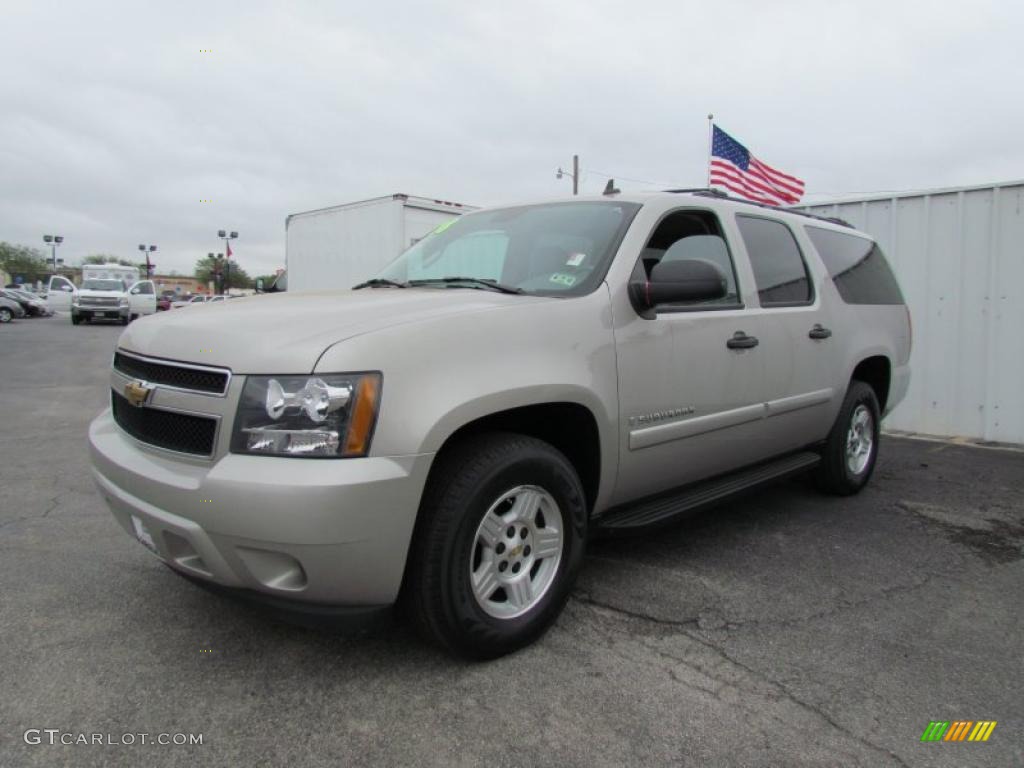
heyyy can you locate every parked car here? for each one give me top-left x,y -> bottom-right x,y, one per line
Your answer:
89,191 -> 911,659
0,289 -> 41,317
157,296 -> 172,311
0,294 -> 27,323
5,288 -> 52,317
171,294 -> 209,309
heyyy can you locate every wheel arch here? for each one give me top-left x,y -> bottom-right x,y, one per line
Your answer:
424,399 -> 606,515
851,355 -> 891,413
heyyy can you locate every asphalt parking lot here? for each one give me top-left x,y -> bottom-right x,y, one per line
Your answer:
1,315 -> 1021,767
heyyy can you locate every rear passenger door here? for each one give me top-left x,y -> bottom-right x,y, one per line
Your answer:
731,214 -> 843,449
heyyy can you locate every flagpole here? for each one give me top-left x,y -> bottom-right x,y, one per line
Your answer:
706,113 -> 714,188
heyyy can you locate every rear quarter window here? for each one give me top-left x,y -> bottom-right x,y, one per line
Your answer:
805,226 -> 904,305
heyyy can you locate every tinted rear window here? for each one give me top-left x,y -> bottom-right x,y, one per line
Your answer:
806,227 -> 904,305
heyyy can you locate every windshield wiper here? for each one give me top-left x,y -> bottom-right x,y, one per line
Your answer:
408,277 -> 525,295
352,278 -> 409,290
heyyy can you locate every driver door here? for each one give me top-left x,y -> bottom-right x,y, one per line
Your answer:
47,275 -> 76,312
612,208 -> 778,504
128,280 -> 156,316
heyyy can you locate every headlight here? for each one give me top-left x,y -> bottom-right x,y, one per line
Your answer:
231,372 -> 382,458
119,297 -> 129,307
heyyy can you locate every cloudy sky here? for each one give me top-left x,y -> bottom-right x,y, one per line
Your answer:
1,0 -> 1019,277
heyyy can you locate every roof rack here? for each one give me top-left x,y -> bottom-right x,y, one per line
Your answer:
663,188 -> 854,229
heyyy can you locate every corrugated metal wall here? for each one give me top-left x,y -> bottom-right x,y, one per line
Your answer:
801,181 -> 1024,444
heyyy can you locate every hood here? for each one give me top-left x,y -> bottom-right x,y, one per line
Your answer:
117,289 -> 549,372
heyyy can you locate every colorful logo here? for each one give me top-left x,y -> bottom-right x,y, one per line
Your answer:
920,721 -> 997,742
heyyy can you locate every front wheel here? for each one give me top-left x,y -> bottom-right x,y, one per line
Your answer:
815,380 -> 881,495
0,308 -> 11,323
403,432 -> 587,659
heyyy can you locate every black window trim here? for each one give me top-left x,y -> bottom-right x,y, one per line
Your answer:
634,206 -> 746,314
734,212 -> 816,309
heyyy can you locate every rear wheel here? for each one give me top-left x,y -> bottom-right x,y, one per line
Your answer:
0,308 -> 11,323
404,432 -> 587,659
815,380 -> 881,495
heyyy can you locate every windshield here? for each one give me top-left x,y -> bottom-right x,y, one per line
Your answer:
374,201 -> 641,296
82,279 -> 126,291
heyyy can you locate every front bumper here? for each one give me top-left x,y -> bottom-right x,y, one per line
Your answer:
89,408 -> 433,607
74,305 -> 128,321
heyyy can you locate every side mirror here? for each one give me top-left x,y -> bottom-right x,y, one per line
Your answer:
63,285 -> 74,292
629,259 -> 727,318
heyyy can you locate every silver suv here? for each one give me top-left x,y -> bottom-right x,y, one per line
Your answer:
89,191 -> 911,658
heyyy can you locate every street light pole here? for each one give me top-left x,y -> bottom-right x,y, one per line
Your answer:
137,244 -> 157,277
217,229 -> 238,295
43,234 -> 64,273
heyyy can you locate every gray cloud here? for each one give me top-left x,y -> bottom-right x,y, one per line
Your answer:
1,0 -> 1019,277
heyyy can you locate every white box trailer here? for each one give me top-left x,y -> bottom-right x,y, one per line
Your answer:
285,194 -> 477,292
799,180 -> 1024,444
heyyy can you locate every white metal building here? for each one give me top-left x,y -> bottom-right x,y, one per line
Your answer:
800,180 -> 1024,444
285,194 -> 477,292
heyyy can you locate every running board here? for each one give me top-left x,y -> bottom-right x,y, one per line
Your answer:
595,451 -> 820,534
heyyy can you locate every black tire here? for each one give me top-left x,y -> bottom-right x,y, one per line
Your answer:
120,316 -> 129,325
403,432 -> 587,659
815,380 -> 881,495
71,315 -> 81,325
0,308 -> 11,323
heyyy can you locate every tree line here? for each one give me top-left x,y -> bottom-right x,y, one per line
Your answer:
1,241 -> 257,289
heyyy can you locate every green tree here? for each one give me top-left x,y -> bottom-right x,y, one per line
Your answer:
194,254 -> 253,290
0,242 -> 50,284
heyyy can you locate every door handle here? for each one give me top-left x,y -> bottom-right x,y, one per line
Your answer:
808,324 -> 832,340
726,331 -> 759,349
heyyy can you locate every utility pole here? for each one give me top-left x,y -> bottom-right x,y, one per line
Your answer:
556,155 -> 580,195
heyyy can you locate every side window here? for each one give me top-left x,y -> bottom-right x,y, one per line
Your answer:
805,226 -> 904,305
639,210 -> 740,308
138,281 -> 155,295
736,216 -> 812,306
51,276 -> 74,292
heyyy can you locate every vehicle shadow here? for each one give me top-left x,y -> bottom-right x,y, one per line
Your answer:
155,476 -> 827,667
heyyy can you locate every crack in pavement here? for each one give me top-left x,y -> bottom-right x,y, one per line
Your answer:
570,593 -> 912,768
0,486 -> 76,531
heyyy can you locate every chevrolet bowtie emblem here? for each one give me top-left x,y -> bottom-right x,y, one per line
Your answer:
124,379 -> 155,407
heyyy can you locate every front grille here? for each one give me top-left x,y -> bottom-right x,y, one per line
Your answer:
81,297 -> 119,307
111,393 -> 217,456
114,351 -> 229,395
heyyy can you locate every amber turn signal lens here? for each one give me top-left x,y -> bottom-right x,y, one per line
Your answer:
343,374 -> 381,457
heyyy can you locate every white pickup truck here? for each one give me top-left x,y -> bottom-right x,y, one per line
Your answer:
47,264 -> 157,324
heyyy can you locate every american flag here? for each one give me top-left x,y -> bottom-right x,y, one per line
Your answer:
709,125 -> 804,206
